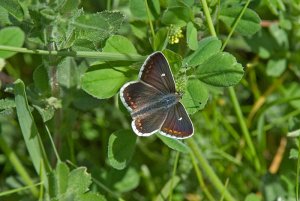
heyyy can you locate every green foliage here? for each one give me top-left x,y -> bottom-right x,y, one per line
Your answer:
0,0 -> 300,201
220,7 -> 261,36
13,79 -> 49,183
0,27 -> 25,58
49,162 -> 106,201
195,52 -> 244,87
108,130 -> 137,170
156,134 -> 190,153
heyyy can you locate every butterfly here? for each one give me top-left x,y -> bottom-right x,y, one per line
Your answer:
120,52 -> 194,139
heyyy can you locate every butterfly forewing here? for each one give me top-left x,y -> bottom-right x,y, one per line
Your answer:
160,103 -> 194,139
120,81 -> 163,113
139,52 -> 176,93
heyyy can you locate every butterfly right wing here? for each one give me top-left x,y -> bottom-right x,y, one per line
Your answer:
120,81 -> 163,113
139,52 -> 176,93
160,102 -> 194,139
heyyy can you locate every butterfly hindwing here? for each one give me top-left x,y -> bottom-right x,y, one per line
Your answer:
160,102 -> 194,139
139,52 -> 176,94
132,109 -> 168,136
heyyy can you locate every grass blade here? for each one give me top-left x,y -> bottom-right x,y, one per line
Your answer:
14,79 -> 50,187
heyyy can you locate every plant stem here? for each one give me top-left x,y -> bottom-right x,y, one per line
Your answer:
296,137 -> 300,201
221,0 -> 251,51
169,152 -> 179,201
144,0 -> 156,43
0,182 -> 42,197
189,151 -> 215,201
216,0 -> 261,171
0,45 -> 144,61
228,87 -> 260,171
200,0 -> 217,37
45,125 -> 61,162
187,138 -> 236,201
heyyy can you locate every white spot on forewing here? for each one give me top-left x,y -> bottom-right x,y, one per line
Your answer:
178,117 -> 182,121
161,73 -> 165,77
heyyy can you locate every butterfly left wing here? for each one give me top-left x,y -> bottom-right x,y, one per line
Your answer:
132,109 -> 168,136
139,52 -> 176,94
120,81 -> 163,114
160,102 -> 194,139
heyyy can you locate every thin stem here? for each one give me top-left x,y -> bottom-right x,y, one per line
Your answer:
216,0 -> 261,171
200,0 -> 217,36
296,137 -> 300,201
228,87 -> 260,171
144,0 -> 155,40
169,152 -> 180,201
45,125 -> 61,162
189,151 -> 215,201
0,182 -> 43,197
0,45 -> 144,61
221,0 -> 251,51
187,138 -> 236,201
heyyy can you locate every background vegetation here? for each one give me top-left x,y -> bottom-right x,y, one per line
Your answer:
0,0 -> 300,201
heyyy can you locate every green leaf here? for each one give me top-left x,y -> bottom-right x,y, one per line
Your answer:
156,134 -> 190,153
49,163 -> 105,201
287,129 -> 300,138
162,6 -> 193,26
283,83 -> 300,109
130,21 -> 148,39
244,193 -> 261,201
195,52 -> 244,87
33,65 -> 51,95
58,0 -> 80,15
155,176 -> 180,201
153,28 -> 169,51
57,57 -> 79,88
266,58 -> 286,77
56,163 -> 70,195
13,79 -> 49,184
288,148 -> 298,159
186,22 -> 198,50
103,35 -> 137,54
0,6 -> 11,25
0,27 -> 25,59
0,0 -> 24,21
184,37 -> 222,67
68,167 -> 92,194
73,11 -> 124,44
162,49 -> 182,75
77,192 -> 107,201
219,7 -> 261,36
129,0 -> 160,20
0,98 -> 15,110
81,66 -> 129,99
112,167 -> 140,192
33,104 -> 55,122
181,79 -> 208,114
269,23 -> 289,50
108,130 -> 137,170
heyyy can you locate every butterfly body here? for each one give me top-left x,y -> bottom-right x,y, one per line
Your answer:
132,91 -> 180,118
120,52 -> 194,139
